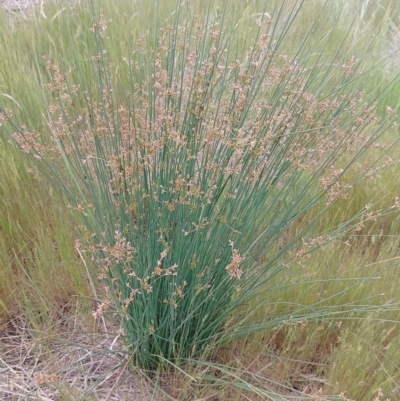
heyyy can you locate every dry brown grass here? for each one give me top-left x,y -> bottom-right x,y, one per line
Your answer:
0,309 -> 153,401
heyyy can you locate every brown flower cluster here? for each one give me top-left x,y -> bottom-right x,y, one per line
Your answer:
225,240 -> 243,280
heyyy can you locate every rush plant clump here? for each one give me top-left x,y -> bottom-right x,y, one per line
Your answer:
3,0 -> 399,371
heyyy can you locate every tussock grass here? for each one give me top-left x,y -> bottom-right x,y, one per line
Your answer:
1,0 -> 400,400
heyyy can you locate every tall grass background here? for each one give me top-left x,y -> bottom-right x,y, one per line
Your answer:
1,0 -> 400,399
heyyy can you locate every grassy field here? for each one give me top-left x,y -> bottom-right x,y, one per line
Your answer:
1,0 -> 400,399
